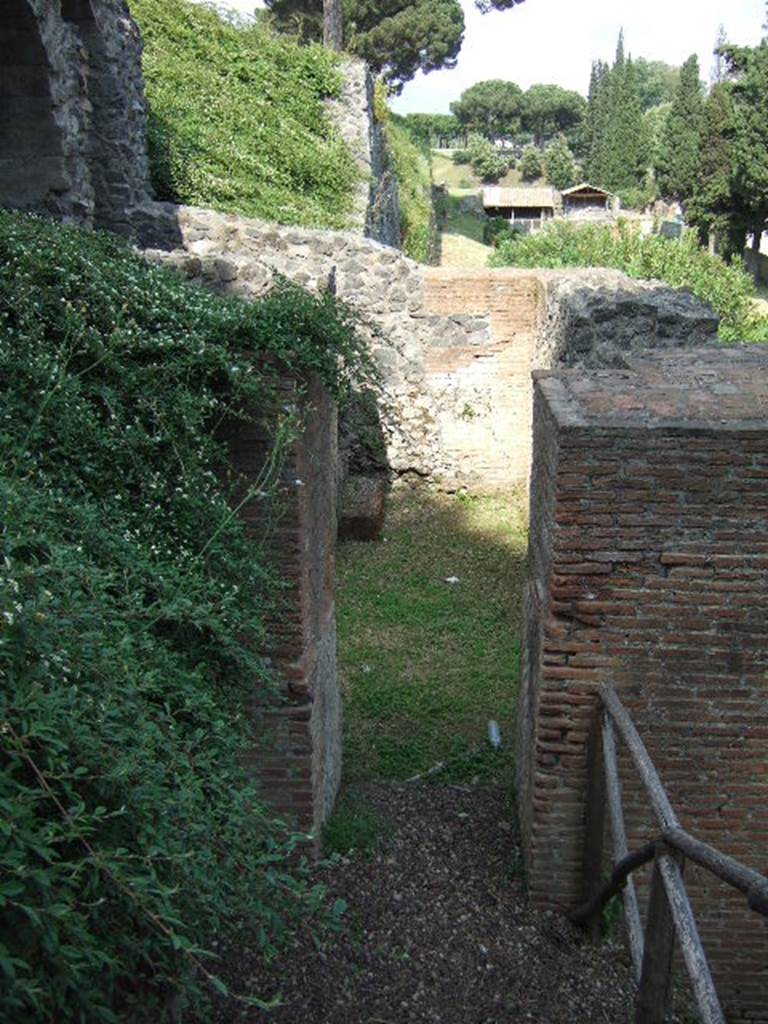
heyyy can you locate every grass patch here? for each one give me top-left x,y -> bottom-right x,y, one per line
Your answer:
431,151 -> 524,193
387,118 -> 436,263
322,796 -> 387,857
132,0 -> 357,228
336,488 -> 527,782
438,193 -> 493,268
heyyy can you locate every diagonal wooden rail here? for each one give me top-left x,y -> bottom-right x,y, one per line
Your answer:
569,685 -> 768,1024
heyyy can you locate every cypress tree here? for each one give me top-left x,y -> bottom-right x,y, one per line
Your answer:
585,60 -> 610,184
729,42 -> 768,255
687,83 -> 740,255
618,56 -> 648,187
598,33 -> 647,192
655,54 -> 704,202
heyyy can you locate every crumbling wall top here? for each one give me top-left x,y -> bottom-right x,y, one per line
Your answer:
534,348 -> 768,432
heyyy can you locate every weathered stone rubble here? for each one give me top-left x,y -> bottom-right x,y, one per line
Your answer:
539,268 -> 719,369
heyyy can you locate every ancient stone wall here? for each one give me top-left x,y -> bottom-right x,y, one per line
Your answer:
518,348 -> 768,1021
142,205 -> 718,497
537,269 -> 720,369
330,58 -> 400,247
221,375 -> 340,835
0,0 -> 151,229
0,7 -> 395,246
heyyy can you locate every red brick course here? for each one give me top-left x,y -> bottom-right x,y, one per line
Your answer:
219,374 -> 340,836
518,350 -> 768,1021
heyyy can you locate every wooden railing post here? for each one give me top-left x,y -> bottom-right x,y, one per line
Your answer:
635,847 -> 678,1024
582,708 -> 607,942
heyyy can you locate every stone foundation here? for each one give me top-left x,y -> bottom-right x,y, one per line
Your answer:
519,348 -> 768,1021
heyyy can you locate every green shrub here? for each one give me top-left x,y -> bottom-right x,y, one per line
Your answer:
0,210 -> 374,1022
132,0 -> 358,228
482,216 -> 514,247
618,183 -> 655,211
387,118 -> 437,263
466,134 -> 509,184
452,148 -> 472,165
543,134 -> 576,190
490,220 -> 768,343
519,145 -> 543,182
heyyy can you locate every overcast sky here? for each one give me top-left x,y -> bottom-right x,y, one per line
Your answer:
198,0 -> 766,111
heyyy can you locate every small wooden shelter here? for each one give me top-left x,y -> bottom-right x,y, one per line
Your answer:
561,182 -> 612,219
482,186 -> 558,231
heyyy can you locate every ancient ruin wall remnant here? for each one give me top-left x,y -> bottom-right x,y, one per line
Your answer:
518,348 -> 768,1021
0,0 -> 151,230
219,376 -> 340,835
142,207 -> 719,498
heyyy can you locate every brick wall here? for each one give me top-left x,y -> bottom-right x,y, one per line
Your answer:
518,349 -> 768,1020
148,213 -> 717,496
422,269 -> 545,490
220,374 -> 340,836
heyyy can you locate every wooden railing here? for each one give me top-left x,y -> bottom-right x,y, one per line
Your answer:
569,685 -> 768,1024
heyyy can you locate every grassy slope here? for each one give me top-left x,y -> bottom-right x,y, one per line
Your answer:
131,0 -> 357,228
386,118 -> 435,263
337,490 -> 528,783
431,150 -> 492,268
431,151 -> 532,193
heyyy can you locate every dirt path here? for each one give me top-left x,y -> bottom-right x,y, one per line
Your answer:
437,192 -> 493,269
208,783 -> 635,1023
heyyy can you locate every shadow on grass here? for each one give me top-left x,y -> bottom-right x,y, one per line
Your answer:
442,193 -> 486,244
336,485 -> 528,785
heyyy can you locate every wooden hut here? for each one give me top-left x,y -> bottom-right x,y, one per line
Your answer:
561,183 -> 613,220
482,186 -> 558,232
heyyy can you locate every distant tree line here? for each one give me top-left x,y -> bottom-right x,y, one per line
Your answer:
449,80 -> 586,144
578,19 -> 768,254
401,54 -> 683,195
681,38 -> 768,258
268,0 -> 768,252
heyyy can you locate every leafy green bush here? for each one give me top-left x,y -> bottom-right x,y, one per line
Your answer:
0,210 -> 374,1022
466,134 -> 509,183
452,148 -> 472,165
519,145 -> 543,181
543,134 -> 576,190
387,118 -> 437,263
490,220 -> 768,342
482,216 -> 515,247
617,183 -> 656,211
132,0 -> 357,228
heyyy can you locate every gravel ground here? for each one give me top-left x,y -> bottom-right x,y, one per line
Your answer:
206,782 -> 636,1024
